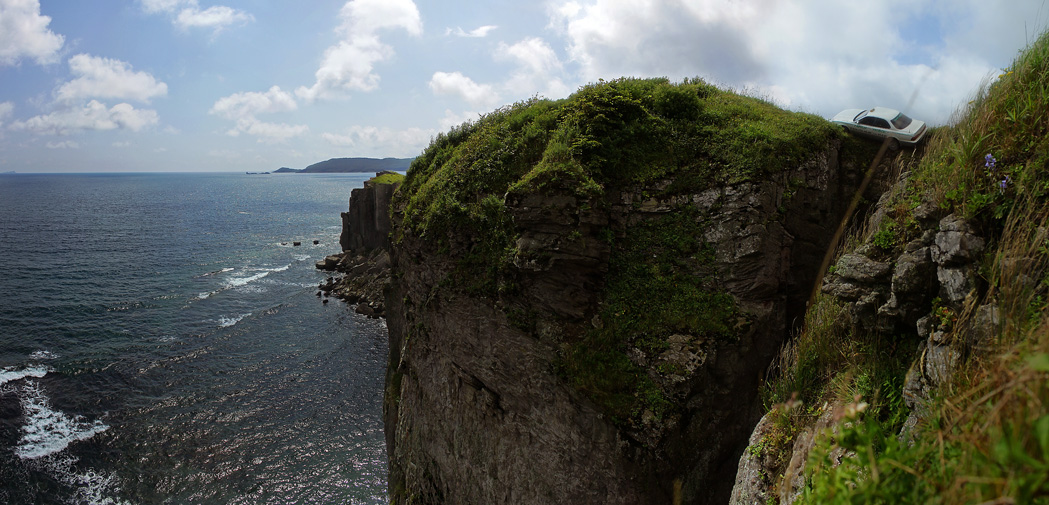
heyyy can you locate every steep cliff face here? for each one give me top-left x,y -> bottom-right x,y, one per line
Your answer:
340,173 -> 400,252
317,172 -> 402,317
379,78 -> 889,504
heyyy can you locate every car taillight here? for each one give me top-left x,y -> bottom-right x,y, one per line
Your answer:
911,125 -> 926,141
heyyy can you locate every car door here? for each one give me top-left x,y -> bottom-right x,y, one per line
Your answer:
857,116 -> 890,139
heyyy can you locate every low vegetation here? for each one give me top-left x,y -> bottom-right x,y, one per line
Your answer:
396,77 -> 838,423
762,29 -> 1049,504
369,171 -> 405,185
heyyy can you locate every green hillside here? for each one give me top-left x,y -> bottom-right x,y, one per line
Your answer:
764,30 -> 1049,504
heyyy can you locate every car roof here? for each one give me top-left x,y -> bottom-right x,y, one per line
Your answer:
862,107 -> 902,120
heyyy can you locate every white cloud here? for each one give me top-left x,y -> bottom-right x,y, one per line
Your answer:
0,0 -> 64,66
447,25 -> 498,38
496,37 -> 570,98
550,0 -> 767,84
321,125 -> 432,157
296,0 -> 422,101
140,0 -> 252,33
46,140 -> 79,149
210,86 -> 297,120
0,101 -> 11,137
429,71 -> 500,108
439,108 -> 481,131
210,86 -> 307,143
429,36 -> 570,111
546,0 -> 1046,124
140,0 -> 183,13
337,0 -> 422,36
55,54 -> 168,104
10,100 -> 159,135
175,4 -> 252,31
228,118 -> 309,143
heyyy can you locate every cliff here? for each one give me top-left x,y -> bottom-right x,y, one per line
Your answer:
731,31 -> 1049,504
378,78 -> 892,504
317,172 -> 403,317
327,45 -> 1049,500
340,171 -> 401,251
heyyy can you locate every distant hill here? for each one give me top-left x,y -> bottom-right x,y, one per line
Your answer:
276,157 -> 414,173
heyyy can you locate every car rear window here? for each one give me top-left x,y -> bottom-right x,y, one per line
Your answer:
891,113 -> 913,129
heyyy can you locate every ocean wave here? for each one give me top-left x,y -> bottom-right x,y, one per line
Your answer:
218,313 -> 252,328
15,381 -> 109,460
0,365 -> 51,386
196,267 -> 235,278
197,264 -> 290,299
29,350 -> 59,361
32,453 -> 130,505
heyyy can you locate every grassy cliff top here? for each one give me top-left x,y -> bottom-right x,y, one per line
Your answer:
368,171 -> 405,185
393,78 -> 843,425
397,77 -> 837,243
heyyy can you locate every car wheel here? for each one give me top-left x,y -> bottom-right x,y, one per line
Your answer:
888,138 -> 900,151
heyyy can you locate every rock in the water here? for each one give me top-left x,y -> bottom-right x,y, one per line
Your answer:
316,254 -> 342,271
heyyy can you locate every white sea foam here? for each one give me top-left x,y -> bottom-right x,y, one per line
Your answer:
218,313 -> 251,327
225,265 -> 289,289
0,365 -> 50,386
197,267 -> 235,278
29,350 -> 59,361
15,381 -> 109,460
198,264 -> 291,299
33,453 -> 130,505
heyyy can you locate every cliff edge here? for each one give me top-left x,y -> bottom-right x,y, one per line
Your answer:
380,78 -> 891,504
317,172 -> 403,317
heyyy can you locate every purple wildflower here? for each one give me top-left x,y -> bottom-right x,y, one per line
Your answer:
985,153 -> 997,170
999,175 -> 1010,193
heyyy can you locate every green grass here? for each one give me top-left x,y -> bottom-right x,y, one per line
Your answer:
759,28 -> 1049,505
369,172 -> 405,185
396,77 -> 838,295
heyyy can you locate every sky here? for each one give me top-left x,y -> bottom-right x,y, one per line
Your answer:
0,0 -> 1047,172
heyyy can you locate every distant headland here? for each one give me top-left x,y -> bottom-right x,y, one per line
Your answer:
275,157 -> 414,174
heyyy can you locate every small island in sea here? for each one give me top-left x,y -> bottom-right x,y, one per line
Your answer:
276,157 -> 413,174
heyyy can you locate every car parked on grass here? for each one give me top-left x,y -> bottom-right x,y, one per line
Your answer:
831,106 -> 927,148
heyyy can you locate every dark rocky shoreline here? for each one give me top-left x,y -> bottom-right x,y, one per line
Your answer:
315,171 -> 401,318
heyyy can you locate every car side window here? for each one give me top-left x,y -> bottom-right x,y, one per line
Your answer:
859,116 -> 890,129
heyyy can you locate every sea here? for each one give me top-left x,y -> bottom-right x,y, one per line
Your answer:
0,173 -> 388,504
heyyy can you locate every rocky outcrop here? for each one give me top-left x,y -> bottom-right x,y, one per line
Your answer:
734,173 -> 993,500
318,249 -> 391,317
341,172 -> 400,252
317,173 -> 401,317
384,140 -> 890,505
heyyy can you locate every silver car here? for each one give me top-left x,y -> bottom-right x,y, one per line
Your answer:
831,106 -> 927,148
